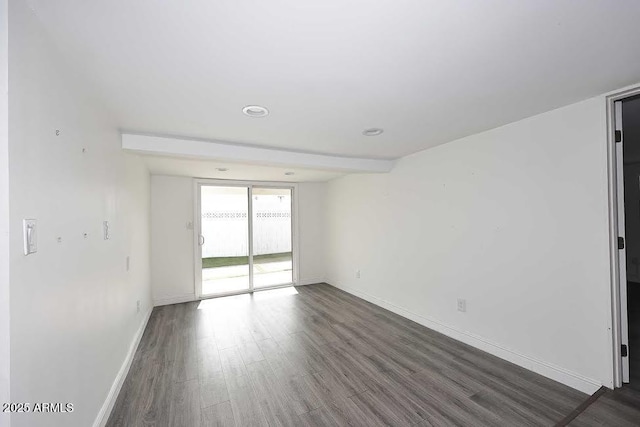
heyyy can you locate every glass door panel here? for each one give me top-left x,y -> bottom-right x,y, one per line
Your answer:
200,186 -> 250,296
252,188 -> 293,288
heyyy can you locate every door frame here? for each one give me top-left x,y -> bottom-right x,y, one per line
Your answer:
193,178 -> 299,300
607,86 -> 640,387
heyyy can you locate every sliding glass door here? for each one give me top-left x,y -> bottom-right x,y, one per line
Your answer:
252,187 -> 293,289
196,181 -> 296,298
199,185 -> 251,296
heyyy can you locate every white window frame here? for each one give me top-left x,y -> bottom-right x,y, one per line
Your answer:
193,178 -> 299,300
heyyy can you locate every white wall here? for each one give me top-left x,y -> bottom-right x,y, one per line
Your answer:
297,182 -> 327,285
0,0 -> 9,425
9,2 -> 152,426
151,176 -> 326,305
151,175 -> 195,305
326,95 -> 614,394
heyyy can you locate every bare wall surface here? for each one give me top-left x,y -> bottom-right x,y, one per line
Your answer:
297,182 -> 327,285
326,95 -> 613,393
150,175 -> 195,304
151,176 -> 327,304
0,0 -> 9,425
9,2 -> 152,426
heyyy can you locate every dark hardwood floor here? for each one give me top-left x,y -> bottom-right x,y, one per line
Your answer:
569,386 -> 640,426
106,284 -> 632,426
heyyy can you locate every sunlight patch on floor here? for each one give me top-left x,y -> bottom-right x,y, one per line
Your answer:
196,286 -> 298,310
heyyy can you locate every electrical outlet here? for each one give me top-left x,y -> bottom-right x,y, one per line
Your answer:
355,270 -> 361,279
136,300 -> 141,313
457,298 -> 466,312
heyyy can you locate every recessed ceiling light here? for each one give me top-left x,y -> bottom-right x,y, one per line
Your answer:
216,168 -> 228,172
362,128 -> 384,136
284,172 -> 295,176
242,105 -> 269,117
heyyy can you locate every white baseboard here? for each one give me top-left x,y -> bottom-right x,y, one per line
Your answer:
328,281 -> 602,395
93,308 -> 153,427
298,277 -> 326,286
153,293 -> 196,307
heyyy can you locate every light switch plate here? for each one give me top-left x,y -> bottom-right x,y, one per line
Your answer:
23,219 -> 37,255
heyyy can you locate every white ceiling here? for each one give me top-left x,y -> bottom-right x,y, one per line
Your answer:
27,0 -> 640,160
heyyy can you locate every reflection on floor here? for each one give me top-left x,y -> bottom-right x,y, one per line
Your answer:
202,256 -> 292,295
198,286 -> 299,310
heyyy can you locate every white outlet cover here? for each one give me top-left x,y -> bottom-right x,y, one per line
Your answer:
457,298 -> 466,312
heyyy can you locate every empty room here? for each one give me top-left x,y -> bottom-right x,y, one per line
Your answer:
3,0 -> 640,426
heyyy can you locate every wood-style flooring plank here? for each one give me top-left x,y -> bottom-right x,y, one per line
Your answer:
201,401 -> 235,427
298,406 -> 340,427
197,337 -> 223,378
199,369 -> 229,409
245,360 -> 302,426
225,373 -> 268,427
169,379 -> 201,427
219,346 -> 248,379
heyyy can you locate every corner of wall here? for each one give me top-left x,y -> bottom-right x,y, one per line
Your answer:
0,0 -> 9,423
